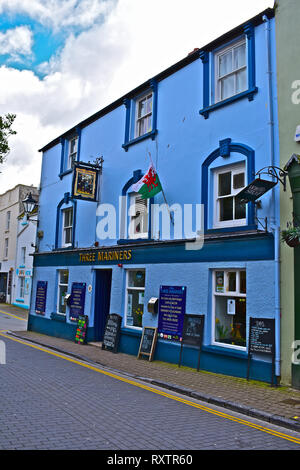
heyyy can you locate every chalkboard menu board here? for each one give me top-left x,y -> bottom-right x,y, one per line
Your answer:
102,314 -> 122,353
179,315 -> 204,371
35,281 -> 48,315
137,327 -> 158,361
69,282 -> 86,322
75,315 -> 88,345
247,317 -> 276,386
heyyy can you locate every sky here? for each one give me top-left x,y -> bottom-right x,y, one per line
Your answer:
0,0 -> 274,194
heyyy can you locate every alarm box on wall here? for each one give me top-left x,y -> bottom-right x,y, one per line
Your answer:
148,297 -> 159,315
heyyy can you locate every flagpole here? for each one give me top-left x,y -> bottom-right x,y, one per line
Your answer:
148,151 -> 174,225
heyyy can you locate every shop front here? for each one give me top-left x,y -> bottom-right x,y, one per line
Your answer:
28,231 -> 277,383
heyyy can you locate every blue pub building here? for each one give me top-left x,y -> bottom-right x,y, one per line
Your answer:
29,7 -> 281,383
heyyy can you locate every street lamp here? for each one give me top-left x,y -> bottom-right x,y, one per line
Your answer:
22,192 -> 37,215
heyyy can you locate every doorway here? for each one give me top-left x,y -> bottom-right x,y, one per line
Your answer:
94,269 -> 112,341
0,273 -> 8,303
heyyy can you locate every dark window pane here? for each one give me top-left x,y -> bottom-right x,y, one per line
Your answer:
228,272 -> 236,291
240,271 -> 246,293
220,197 -> 233,221
233,173 -> 245,189
235,198 -> 246,219
218,172 -> 231,196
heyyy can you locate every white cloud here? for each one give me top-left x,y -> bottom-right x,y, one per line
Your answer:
0,0 -> 117,31
0,26 -> 33,60
0,0 -> 274,192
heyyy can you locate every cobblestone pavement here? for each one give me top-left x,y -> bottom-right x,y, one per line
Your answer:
0,333 -> 300,450
1,303 -> 300,435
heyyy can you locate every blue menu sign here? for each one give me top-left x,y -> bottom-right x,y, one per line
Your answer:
35,281 -> 48,315
158,285 -> 187,341
69,282 -> 86,322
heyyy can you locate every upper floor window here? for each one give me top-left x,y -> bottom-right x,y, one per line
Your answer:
213,163 -> 246,229
135,92 -> 153,138
215,40 -> 247,102
4,238 -> 8,259
62,207 -> 73,247
6,211 -> 10,231
67,136 -> 78,170
21,247 -> 26,265
128,193 -> 149,239
199,22 -> 257,119
122,80 -> 158,151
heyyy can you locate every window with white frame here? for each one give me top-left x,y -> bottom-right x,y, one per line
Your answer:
21,247 -> 26,265
57,270 -> 69,314
67,136 -> 78,169
135,92 -> 153,138
6,211 -> 10,231
215,39 -> 247,102
128,193 -> 149,239
62,207 -> 73,247
213,163 -> 246,228
125,269 -> 145,328
213,269 -> 246,349
19,276 -> 25,298
4,238 -> 8,259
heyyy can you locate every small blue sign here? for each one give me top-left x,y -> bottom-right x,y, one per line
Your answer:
35,281 -> 48,315
69,282 -> 86,322
158,285 -> 187,341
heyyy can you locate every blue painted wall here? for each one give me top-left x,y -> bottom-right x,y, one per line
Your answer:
30,13 -> 280,383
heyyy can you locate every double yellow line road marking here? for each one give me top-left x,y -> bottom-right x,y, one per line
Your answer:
0,330 -> 300,446
0,310 -> 27,322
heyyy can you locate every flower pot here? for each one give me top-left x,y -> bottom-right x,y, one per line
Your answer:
286,238 -> 300,247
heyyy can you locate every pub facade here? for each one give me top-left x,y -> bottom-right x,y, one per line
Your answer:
29,7 -> 281,383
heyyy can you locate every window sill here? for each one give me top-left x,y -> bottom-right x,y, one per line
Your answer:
117,238 -> 154,245
199,87 -> 258,119
205,224 -> 257,234
122,129 -> 157,151
50,312 -> 67,322
59,168 -> 73,180
203,344 -> 248,358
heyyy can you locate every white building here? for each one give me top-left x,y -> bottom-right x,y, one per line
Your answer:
0,184 -> 38,306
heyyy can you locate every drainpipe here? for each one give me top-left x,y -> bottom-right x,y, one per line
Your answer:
262,14 -> 281,381
286,158 -> 300,389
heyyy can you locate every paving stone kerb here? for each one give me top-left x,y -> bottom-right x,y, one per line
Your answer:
7,329 -> 300,433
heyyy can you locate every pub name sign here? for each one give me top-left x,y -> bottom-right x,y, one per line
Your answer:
79,249 -> 132,263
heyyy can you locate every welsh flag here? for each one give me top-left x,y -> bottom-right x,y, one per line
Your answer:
131,164 -> 162,199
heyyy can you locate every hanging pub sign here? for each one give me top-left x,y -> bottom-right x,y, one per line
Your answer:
72,162 -> 99,202
236,178 -> 276,204
137,327 -> 158,361
158,285 -> 187,341
35,281 -> 48,315
75,314 -> 88,345
69,282 -> 86,322
178,315 -> 205,371
247,317 -> 276,386
102,314 -> 122,353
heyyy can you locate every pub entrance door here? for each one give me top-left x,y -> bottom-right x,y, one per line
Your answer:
0,273 -> 8,303
94,269 -> 112,341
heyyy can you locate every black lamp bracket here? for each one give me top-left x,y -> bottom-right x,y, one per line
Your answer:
255,166 -> 287,192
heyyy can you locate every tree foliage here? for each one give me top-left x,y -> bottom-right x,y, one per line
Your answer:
0,114 -> 17,164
